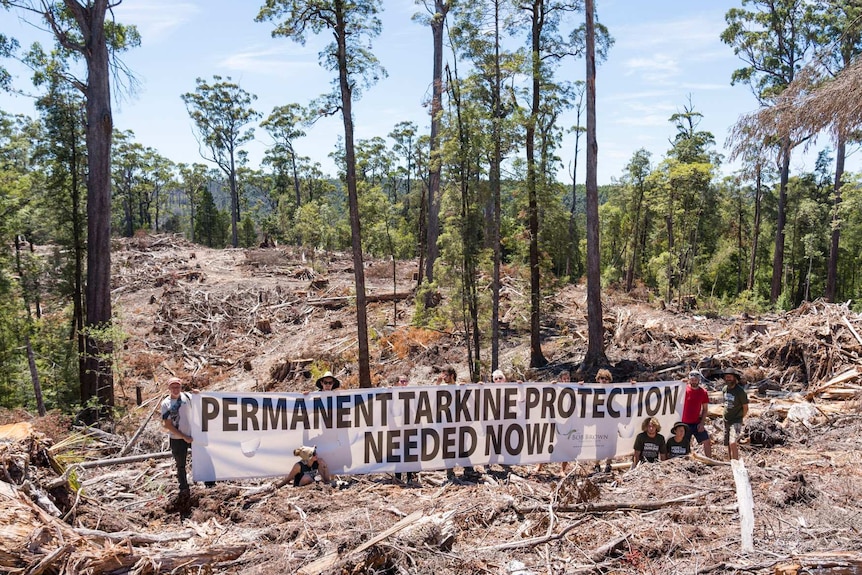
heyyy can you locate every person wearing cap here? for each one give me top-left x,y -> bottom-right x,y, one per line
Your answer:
160,376 -> 213,496
632,417 -> 667,468
681,369 -> 712,457
286,445 -> 330,487
720,367 -> 748,460
666,422 -> 691,458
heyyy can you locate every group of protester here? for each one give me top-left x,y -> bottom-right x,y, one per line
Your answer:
631,368 -> 748,467
160,363 -> 749,495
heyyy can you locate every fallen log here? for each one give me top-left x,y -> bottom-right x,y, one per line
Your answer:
78,451 -> 172,469
73,527 -> 195,545
731,458 -> 755,553
306,292 -> 413,309
805,367 -> 860,400
515,492 -> 702,515
47,451 -> 172,490
79,544 -> 247,574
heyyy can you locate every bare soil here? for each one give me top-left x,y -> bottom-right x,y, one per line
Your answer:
3,234 -> 862,575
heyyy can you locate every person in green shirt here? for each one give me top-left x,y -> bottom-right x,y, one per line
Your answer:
720,368 -> 749,460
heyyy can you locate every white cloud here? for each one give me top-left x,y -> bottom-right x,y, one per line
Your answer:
614,15 -> 723,52
624,54 -> 680,83
614,113 -> 673,128
219,45 -> 319,77
115,1 -> 199,43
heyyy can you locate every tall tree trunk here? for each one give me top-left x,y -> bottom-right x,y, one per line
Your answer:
665,195 -> 675,304
527,0 -> 546,369
424,0 -> 448,284
72,0 -> 114,422
567,92 -> 583,281
229,149 -> 239,248
336,8 -> 371,388
770,138 -> 791,303
291,153 -> 302,208
747,164 -> 762,291
583,0 -> 606,368
14,236 -> 46,417
490,0 -> 502,371
737,190 -> 744,295
825,138 -> 845,302
625,181 -> 644,292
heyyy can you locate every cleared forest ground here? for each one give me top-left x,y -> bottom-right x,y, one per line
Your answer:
1,234 -> 861,574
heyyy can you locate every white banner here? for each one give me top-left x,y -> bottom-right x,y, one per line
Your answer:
190,381 -> 683,482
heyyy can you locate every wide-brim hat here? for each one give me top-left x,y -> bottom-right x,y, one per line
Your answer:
315,371 -> 341,390
671,421 -> 687,434
717,367 -> 742,379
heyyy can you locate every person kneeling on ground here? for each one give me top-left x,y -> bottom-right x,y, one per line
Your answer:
666,421 -> 691,458
632,417 -> 667,468
287,445 -> 330,487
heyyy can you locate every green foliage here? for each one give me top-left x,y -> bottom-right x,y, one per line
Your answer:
240,214 -> 257,248
194,186 -> 229,248
411,281 -> 452,331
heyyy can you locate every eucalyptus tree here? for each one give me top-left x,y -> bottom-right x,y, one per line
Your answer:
143,150 -> 176,233
0,111 -> 47,414
439,63 -> 487,381
355,136 -> 392,190
566,81 -> 585,281
811,0 -> 862,301
582,0 -> 606,369
621,149 -> 652,293
112,130 -> 145,236
257,0 -> 387,388
652,103 -> 717,304
261,103 -> 307,209
177,163 -> 209,242
515,0 -> 584,368
0,33 -> 18,90
722,0 -> 820,304
388,120 -> 418,212
416,0 -> 452,286
4,0 -> 140,420
181,75 -> 261,249
448,0 -> 521,371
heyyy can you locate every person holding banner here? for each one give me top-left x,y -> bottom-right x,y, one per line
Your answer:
632,417 -> 668,468
315,371 -> 340,390
160,377 -> 212,496
682,369 -> 712,457
437,366 -> 482,483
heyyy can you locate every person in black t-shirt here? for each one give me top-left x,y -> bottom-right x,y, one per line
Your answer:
666,421 -> 691,458
632,417 -> 667,468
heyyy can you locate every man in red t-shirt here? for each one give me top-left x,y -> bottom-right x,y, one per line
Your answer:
681,370 -> 712,457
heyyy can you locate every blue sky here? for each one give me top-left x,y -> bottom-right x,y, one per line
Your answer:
0,0 -> 845,184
